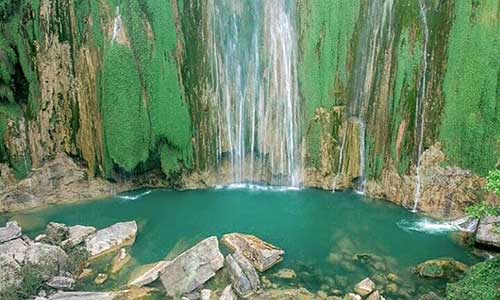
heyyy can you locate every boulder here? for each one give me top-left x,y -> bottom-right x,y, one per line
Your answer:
451,217 -> 479,233
0,254 -> 22,292
24,243 -> 69,280
85,221 -> 137,258
110,248 -> 131,274
475,216 -> 500,249
200,289 -> 212,300
221,233 -> 284,272
46,276 -> 76,290
415,258 -> 468,280
225,251 -> 261,298
0,221 -> 22,243
353,278 -> 375,296
366,291 -> 385,300
0,237 -> 28,263
343,293 -> 362,300
220,285 -> 237,300
48,292 -> 117,300
44,222 -> 69,245
128,261 -> 170,287
159,236 -> 224,296
62,225 -> 96,247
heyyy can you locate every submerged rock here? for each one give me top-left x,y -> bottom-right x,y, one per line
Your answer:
159,236 -> 224,296
110,248 -> 131,274
0,237 -> 29,263
0,221 -> 22,243
0,254 -> 22,292
226,251 -> 261,298
24,243 -> 69,279
415,258 -> 468,279
128,261 -> 170,287
85,221 -> 137,258
221,233 -> 284,272
273,268 -> 297,279
95,273 -> 109,285
353,278 -> 375,296
46,276 -> 76,291
252,287 -> 316,300
475,216 -> 500,249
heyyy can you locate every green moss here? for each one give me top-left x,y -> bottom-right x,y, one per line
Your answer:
101,44 -> 150,172
440,0 -> 499,175
446,258 -> 500,300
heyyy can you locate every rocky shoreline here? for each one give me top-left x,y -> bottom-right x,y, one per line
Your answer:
1,216 -> 499,300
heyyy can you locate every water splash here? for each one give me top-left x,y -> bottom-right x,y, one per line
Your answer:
397,218 -> 458,234
117,190 -> 152,200
211,0 -> 303,188
412,0 -> 430,212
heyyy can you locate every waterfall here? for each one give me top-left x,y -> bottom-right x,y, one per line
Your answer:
111,7 -> 121,44
348,0 -> 394,193
412,0 -> 430,212
211,0 -> 303,187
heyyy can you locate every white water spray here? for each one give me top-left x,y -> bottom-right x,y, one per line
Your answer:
111,7 -> 121,44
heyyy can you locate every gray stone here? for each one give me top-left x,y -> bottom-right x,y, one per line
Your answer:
44,222 -> 69,244
0,221 -> 22,243
367,291 -> 385,300
220,285 -> 237,300
128,261 -> 170,287
159,236 -> 224,297
0,238 -> 28,263
200,289 -> 212,300
451,217 -> 479,233
353,278 -> 375,297
221,233 -> 284,272
85,221 -> 137,258
225,251 -> 261,298
48,292 -> 118,300
24,243 -> 69,280
0,254 -> 22,292
475,216 -> 500,249
62,225 -> 96,247
46,276 -> 76,290
343,293 -> 362,300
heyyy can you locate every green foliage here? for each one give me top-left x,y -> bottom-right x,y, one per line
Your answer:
64,245 -> 90,275
440,0 -> 499,175
486,169 -> 500,195
0,34 -> 16,103
0,264 -> 45,300
101,44 -> 150,172
446,257 -> 500,300
466,201 -> 500,219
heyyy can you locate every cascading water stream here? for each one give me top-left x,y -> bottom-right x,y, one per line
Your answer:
211,0 -> 303,187
412,0 -> 430,212
111,7 -> 121,44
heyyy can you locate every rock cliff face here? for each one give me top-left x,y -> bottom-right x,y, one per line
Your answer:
0,0 -> 499,215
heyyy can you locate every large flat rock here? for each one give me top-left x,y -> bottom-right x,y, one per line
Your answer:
0,237 -> 28,263
129,261 -> 170,287
159,236 -> 224,296
0,254 -> 22,292
222,233 -> 284,272
24,243 -> 69,280
48,292 -> 118,300
85,221 -> 137,258
0,221 -> 22,243
475,216 -> 500,249
64,225 -> 96,247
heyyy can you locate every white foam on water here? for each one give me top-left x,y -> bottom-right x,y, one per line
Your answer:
397,218 -> 458,234
117,190 -> 152,200
217,183 -> 302,192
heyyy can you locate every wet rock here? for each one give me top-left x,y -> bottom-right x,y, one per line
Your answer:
343,293 -> 362,300
95,273 -> 109,285
110,248 -> 131,274
46,276 -> 76,290
221,233 -> 284,272
366,291 -> 385,300
0,254 -> 22,292
353,278 -> 375,296
128,261 -> 170,287
475,216 -> 500,249
415,258 -> 468,280
220,285 -> 237,300
62,225 -> 96,247
451,217 -> 479,233
274,268 -> 297,279
0,237 -> 28,263
48,291 -> 117,300
159,236 -> 224,296
85,221 -> 137,258
24,243 -> 69,280
226,251 -> 261,298
0,221 -> 22,243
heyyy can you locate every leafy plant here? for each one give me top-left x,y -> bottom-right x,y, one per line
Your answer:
485,169 -> 500,196
466,201 -> 500,219
64,245 -> 90,275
